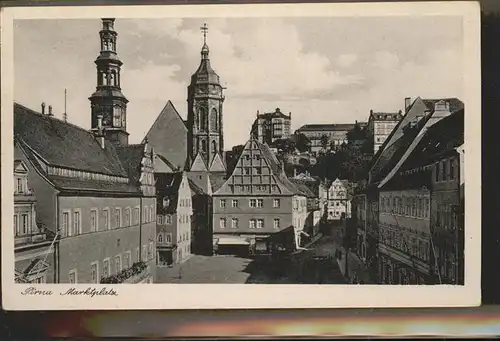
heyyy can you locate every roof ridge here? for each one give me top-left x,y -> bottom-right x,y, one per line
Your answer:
142,100 -> 187,143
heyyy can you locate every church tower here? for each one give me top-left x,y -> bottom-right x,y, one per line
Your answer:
187,23 -> 226,172
89,18 -> 129,146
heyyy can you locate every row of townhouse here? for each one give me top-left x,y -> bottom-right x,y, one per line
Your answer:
353,96 -> 465,285
13,103 -> 157,284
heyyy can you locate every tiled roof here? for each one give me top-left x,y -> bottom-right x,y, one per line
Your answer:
401,109 -> 464,171
116,144 -> 146,185
14,103 -> 126,176
143,101 -> 188,170
188,178 -> 207,196
296,123 -> 364,132
155,172 -> 183,214
48,176 -> 139,194
289,178 -> 317,198
210,173 -> 228,193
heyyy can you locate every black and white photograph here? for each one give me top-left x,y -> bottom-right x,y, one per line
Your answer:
1,2 -> 481,310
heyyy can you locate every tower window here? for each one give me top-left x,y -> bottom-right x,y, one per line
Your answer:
212,140 -> 217,155
113,106 -> 122,127
211,108 -> 218,131
201,140 -> 207,153
199,107 -> 207,131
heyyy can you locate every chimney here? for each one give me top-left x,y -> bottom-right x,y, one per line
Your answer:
41,102 -> 46,115
257,110 -> 259,117
48,105 -> 53,117
404,97 -> 412,113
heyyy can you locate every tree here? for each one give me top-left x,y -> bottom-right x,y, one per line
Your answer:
294,133 -> 311,153
320,134 -> 329,150
271,138 -> 296,154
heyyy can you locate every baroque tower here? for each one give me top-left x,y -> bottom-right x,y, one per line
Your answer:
187,23 -> 226,172
89,18 -> 129,146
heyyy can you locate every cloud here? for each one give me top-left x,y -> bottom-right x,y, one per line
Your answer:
337,54 -> 358,68
13,17 -> 464,149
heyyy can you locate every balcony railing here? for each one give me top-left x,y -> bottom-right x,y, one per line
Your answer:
100,261 -> 148,284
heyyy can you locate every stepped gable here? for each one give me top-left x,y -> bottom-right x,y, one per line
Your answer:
143,101 -> 188,170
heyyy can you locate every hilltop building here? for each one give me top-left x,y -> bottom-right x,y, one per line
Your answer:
366,110 -> 404,154
250,108 -> 292,145
295,123 -> 367,155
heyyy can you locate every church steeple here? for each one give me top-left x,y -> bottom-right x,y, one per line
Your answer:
186,23 -> 226,173
89,18 -> 129,146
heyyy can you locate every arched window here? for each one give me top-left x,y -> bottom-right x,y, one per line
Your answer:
110,71 -> 116,86
158,234 -> 163,243
212,140 -> 217,155
211,108 -> 218,131
201,140 -> 207,153
199,107 -> 207,131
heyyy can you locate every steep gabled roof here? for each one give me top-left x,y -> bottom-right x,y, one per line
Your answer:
214,138 -> 297,196
14,103 -> 127,176
155,172 -> 184,214
209,153 -> 227,172
289,178 -> 316,198
142,101 -> 188,170
190,152 -> 208,171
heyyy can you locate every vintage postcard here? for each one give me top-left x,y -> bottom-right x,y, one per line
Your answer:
1,1 -> 481,310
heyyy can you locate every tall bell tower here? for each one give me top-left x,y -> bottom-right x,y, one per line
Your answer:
89,18 -> 129,146
186,23 -> 226,172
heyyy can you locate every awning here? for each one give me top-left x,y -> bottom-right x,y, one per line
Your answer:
217,237 -> 250,246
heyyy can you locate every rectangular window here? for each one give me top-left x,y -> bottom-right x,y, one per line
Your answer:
103,209 -> 110,230
91,262 -> 99,284
69,269 -> 77,284
163,214 -> 170,224
124,251 -> 131,269
273,199 -> 280,208
249,199 -> 256,208
166,233 -> 172,243
435,162 -> 440,182
220,199 -> 226,208
273,219 -> 280,229
115,255 -> 122,273
232,199 -> 238,208
157,215 -> 164,225
231,218 -> 239,229
143,207 -> 148,223
249,219 -> 256,229
103,258 -> 110,277
255,168 -> 262,175
257,199 -> 263,208
134,207 -> 140,225
20,213 -> 29,235
442,161 -> 448,181
14,214 -> 18,236
220,218 -> 226,229
73,211 -> 81,235
257,219 -> 264,229
124,208 -> 131,227
90,209 -> 98,232
115,208 -> 122,228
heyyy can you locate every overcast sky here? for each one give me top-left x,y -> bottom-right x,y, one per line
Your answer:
14,16 -> 463,148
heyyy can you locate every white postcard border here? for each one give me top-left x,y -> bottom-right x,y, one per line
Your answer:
1,1 -> 481,310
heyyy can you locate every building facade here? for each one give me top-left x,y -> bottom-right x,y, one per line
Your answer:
156,172 -> 193,266
295,123 -> 367,155
250,108 -> 292,145
13,18 -> 157,284
212,137 -> 305,255
366,110 -> 403,154
321,178 -> 352,221
14,159 -> 59,284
